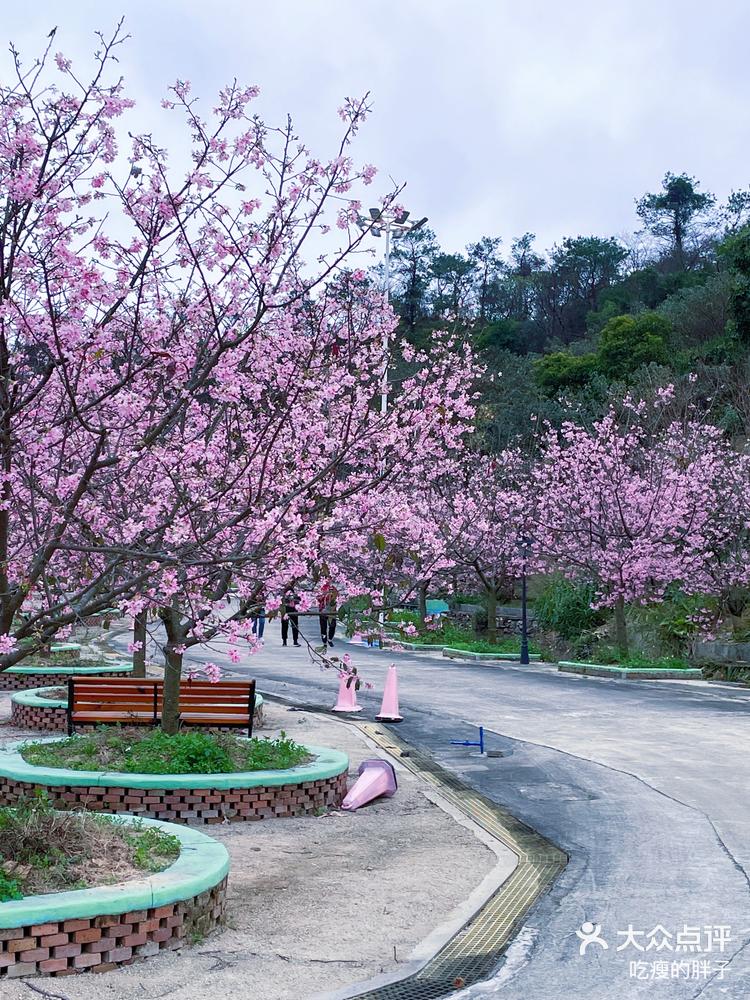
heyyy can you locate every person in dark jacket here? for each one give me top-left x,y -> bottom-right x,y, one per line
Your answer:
281,590 -> 301,647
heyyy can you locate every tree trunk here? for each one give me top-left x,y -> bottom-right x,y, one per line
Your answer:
614,596 -> 628,658
132,612 -> 147,678
160,603 -> 184,735
162,646 -> 182,735
450,573 -> 459,611
486,589 -> 497,644
417,582 -> 428,624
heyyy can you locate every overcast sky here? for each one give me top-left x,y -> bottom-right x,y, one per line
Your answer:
2,1 -> 748,259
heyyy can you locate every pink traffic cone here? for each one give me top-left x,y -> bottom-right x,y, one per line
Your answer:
332,672 -> 362,713
341,759 -> 398,811
376,664 -> 403,722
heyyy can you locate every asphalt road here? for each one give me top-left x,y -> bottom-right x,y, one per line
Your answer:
110,620 -> 750,999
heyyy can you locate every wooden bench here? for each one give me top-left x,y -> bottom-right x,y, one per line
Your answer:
67,676 -> 256,736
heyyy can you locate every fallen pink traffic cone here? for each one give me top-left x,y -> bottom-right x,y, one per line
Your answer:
341,759 -> 398,811
332,672 -> 362,713
376,664 -> 403,722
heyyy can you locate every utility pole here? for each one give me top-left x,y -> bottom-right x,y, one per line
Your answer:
357,207 -> 428,642
357,207 -> 428,415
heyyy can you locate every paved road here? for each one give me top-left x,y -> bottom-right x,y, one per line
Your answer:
111,621 -> 750,999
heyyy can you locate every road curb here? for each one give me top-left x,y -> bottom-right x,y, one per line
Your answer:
335,723 -> 566,999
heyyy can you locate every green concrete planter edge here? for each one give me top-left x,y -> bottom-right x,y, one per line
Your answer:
558,661 -> 703,679
0,815 -> 229,929
5,663 -> 132,677
0,740 -> 349,790
442,648 -> 542,662
384,639 -> 447,652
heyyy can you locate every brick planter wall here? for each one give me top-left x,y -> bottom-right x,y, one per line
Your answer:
0,669 -> 131,691
0,877 -> 226,978
0,771 -> 348,824
10,701 -> 67,732
10,699 -> 266,734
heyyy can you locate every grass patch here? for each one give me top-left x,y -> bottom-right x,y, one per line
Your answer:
0,795 -> 180,900
14,645 -> 80,667
438,637 -> 540,654
389,619 -> 539,655
584,651 -> 694,670
20,728 -> 310,775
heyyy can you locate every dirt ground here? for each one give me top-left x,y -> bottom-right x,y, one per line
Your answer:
0,696 -> 512,1000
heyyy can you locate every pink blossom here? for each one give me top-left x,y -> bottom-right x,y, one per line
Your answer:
0,634 -> 16,654
203,662 -> 222,684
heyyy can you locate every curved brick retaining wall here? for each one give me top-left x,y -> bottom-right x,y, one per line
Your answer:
0,820 -> 228,978
10,688 -> 266,734
10,698 -> 66,732
0,664 -> 133,691
0,879 -> 227,977
0,742 -> 349,824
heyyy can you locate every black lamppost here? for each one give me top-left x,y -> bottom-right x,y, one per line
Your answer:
519,535 -> 531,665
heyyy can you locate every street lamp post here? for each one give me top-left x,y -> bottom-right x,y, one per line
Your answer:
357,207 -> 428,415
519,535 -> 531,665
357,207 -> 427,644
381,220 -> 391,415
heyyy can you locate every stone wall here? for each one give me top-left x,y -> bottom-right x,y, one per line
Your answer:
693,640 -> 750,663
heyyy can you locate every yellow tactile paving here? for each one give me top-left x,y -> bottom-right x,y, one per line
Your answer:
352,723 -> 568,998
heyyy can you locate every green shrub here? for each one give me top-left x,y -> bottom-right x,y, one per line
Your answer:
472,607 -> 488,634
535,576 -> 607,640
658,595 -> 717,654
597,313 -> 671,379
632,592 -> 717,657
591,644 -> 621,664
569,648 -> 692,669
391,619 -> 539,655
386,610 -> 422,628
0,867 -> 22,902
533,352 -> 599,394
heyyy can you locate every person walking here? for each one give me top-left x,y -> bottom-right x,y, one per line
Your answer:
251,605 -> 266,642
318,583 -> 338,647
281,590 -> 301,647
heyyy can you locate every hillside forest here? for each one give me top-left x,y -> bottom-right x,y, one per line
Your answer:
382,172 -> 750,450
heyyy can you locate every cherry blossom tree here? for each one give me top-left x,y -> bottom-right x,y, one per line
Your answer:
0,24 -> 387,664
109,295 -> 478,730
533,395 -> 733,654
318,482 -> 455,633
0,27 -> 480,733
688,436 -> 750,633
435,451 -> 532,642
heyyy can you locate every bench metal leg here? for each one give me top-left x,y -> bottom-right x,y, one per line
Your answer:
67,678 -> 74,736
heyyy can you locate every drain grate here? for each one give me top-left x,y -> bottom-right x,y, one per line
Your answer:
350,724 -> 568,1000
